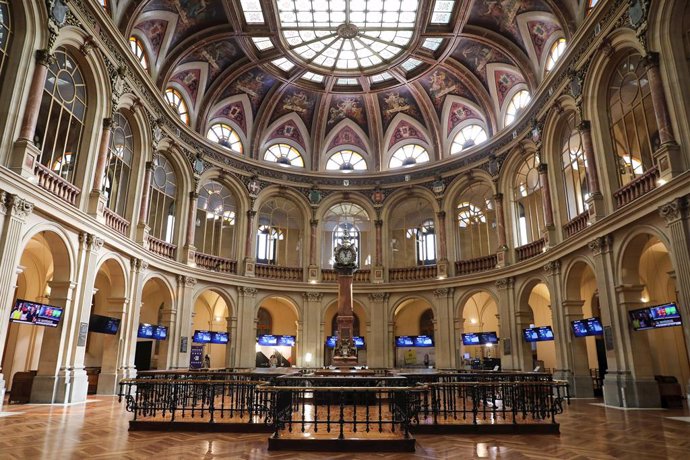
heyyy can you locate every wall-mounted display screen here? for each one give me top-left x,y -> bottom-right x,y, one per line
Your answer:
395,335 -> 435,347
325,336 -> 365,348
278,335 -> 296,347
210,331 -> 229,344
153,325 -> 168,341
630,303 -> 682,331
257,334 -> 296,346
572,317 -> 604,337
523,326 -> 554,342
137,323 -> 154,339
193,330 -> 212,343
478,332 -> 499,345
10,299 -> 63,328
462,333 -> 480,346
88,314 -> 120,335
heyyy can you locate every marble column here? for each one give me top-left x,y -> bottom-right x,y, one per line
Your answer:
307,219 -> 318,282
493,193 -> 508,267
244,210 -> 257,276
88,118 -> 114,220
436,211 -> 449,278
659,197 -> 690,398
578,120 -> 605,220
225,315 -> 237,368
538,163 -> 554,228
96,297 -> 128,395
136,161 -> 154,246
170,275 -> 195,369
118,258 -> 147,380
12,50 -> 54,178
368,293 -> 389,368
184,192 -> 198,264
561,299 -> 595,397
373,219 -> 384,283
0,193 -> 34,409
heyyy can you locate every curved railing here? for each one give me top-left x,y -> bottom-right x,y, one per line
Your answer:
455,255 -> 498,275
194,252 -> 237,273
103,207 -> 130,236
563,211 -> 589,238
516,239 -> 545,262
255,264 -> 303,281
613,166 -> 659,208
389,265 -> 438,282
147,235 -> 177,260
34,163 -> 80,206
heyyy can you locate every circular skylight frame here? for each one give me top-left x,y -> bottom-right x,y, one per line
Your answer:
275,0 -> 420,74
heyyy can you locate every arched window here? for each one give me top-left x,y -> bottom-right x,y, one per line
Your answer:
195,181 -> 238,259
148,153 -> 177,243
545,38 -> 566,73
256,197 -> 303,266
207,123 -> 243,153
326,149 -> 367,171
504,90 -> 530,127
587,0 -> 600,15
415,219 -> 437,265
103,111 -> 133,217
389,144 -> 430,169
331,313 -> 360,336
165,88 -> 189,125
263,143 -> 305,167
456,182 -> 497,260
322,202 -> 371,268
389,198 -> 436,268
608,53 -> 658,186
35,48 -> 87,185
129,37 -> 148,70
514,153 -> 544,246
0,0 -> 10,77
561,114 -> 589,220
257,307 -> 272,336
419,309 -> 434,338
450,124 -> 488,154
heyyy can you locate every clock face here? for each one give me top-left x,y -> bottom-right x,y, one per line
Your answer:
336,247 -> 355,265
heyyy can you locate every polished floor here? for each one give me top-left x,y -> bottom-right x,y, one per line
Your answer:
1,396 -> 689,459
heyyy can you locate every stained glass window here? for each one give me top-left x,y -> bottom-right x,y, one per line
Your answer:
389,144 -> 429,169
450,125 -> 487,154
207,123 -> 243,153
129,36 -> 148,70
264,143 -> 305,167
326,149 -> 367,171
165,88 -> 189,125
504,90 -> 531,127
545,38 -> 566,73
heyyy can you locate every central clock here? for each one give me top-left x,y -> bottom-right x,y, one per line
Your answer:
335,245 -> 356,266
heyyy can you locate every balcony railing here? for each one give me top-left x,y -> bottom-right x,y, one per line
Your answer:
516,238 -> 545,262
255,264 -> 303,281
195,252 -> 237,273
389,265 -> 438,282
563,211 -> 589,238
34,163 -> 80,206
103,207 -> 130,236
321,268 -> 371,282
148,235 -> 177,260
455,254 -> 498,275
613,166 -> 659,208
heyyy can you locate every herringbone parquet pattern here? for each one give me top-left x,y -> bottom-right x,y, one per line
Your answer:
0,397 -> 689,459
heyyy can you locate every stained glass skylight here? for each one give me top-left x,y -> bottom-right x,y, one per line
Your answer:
422,38 -> 443,51
276,0 -> 420,72
252,37 -> 274,50
337,77 -> 358,85
272,57 -> 295,71
240,0 -> 265,24
301,71 -> 324,82
370,72 -> 393,83
430,0 -> 455,24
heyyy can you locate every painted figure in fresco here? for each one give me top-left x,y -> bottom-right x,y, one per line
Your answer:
282,91 -> 309,114
383,92 -> 412,117
328,97 -> 363,125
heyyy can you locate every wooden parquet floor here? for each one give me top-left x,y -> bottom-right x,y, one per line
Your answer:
1,396 -> 689,459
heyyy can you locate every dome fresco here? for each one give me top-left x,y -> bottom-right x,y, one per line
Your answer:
119,0 -> 575,172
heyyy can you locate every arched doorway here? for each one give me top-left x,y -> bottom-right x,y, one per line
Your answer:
393,298 -> 435,368
457,291 -> 500,369
85,258 -> 127,395
192,290 -> 232,369
323,300 -> 368,366
2,231 -> 72,403
254,296 -> 299,367
136,277 -> 173,371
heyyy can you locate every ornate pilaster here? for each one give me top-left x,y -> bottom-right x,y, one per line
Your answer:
89,118 -> 115,221
308,219 -> 319,282
493,192 -> 509,267
184,191 -> 199,265
433,287 -> 455,368
537,163 -> 556,246
373,219 -> 384,283
436,211 -> 449,278
235,285 -> 258,367
136,161 -> 154,247
244,210 -> 257,276
578,120 -> 605,221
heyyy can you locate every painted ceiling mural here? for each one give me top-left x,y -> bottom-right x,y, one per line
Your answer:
118,0 -> 577,170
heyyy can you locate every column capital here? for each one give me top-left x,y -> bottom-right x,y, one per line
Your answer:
102,117 -> 114,130
238,286 -> 257,298
368,292 -> 389,302
543,259 -> 561,276
302,292 -> 323,302
436,210 -> 446,219
659,197 -> 688,224
588,235 -> 612,255
247,209 -> 257,218
577,120 -> 591,132
145,160 -> 155,172
642,51 -> 660,70
80,233 -> 104,253
3,193 -> 34,219
189,191 -> 199,200
35,49 -> 55,66
433,287 -> 451,298
495,277 -> 514,290
537,162 -> 548,173
374,219 -> 383,227
493,192 -> 503,202
310,219 -> 318,227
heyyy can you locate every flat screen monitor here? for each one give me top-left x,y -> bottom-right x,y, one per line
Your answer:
137,323 -> 154,339
572,317 -> 604,337
414,335 -> 434,347
395,336 -> 414,347
630,303 -> 682,330
277,335 -> 296,347
325,336 -> 365,348
153,325 -> 168,341
193,330 -> 211,343
88,314 -> 120,335
257,334 -> 278,346
462,333 -> 481,346
210,331 -> 229,344
478,332 -> 499,345
523,328 -> 540,342
10,299 -> 63,328
523,326 -> 554,342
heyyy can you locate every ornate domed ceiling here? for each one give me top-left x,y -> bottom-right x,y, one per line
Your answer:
113,0 -> 578,171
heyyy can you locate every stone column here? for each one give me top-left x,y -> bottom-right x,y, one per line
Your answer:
578,120 -> 605,220
244,210 -> 257,276
368,293 -> 389,368
493,193 -> 509,267
643,53 -> 682,180
184,192 -> 198,265
136,161 -> 154,247
172,275 -> 195,369
0,193 -> 33,409
496,277 -> 519,370
301,292 -> 323,366
88,118 -> 114,220
373,219 -> 384,283
11,50 -> 53,178
225,315 -> 238,368
537,163 -> 555,227
436,211 -> 449,278
158,306 -> 177,369
96,297 -> 128,395
659,198 -> 690,398
433,288 -> 455,369
234,287 -> 258,368
387,320 -> 396,368
307,219 -> 319,283
118,258 -> 147,380
561,299 -> 594,397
